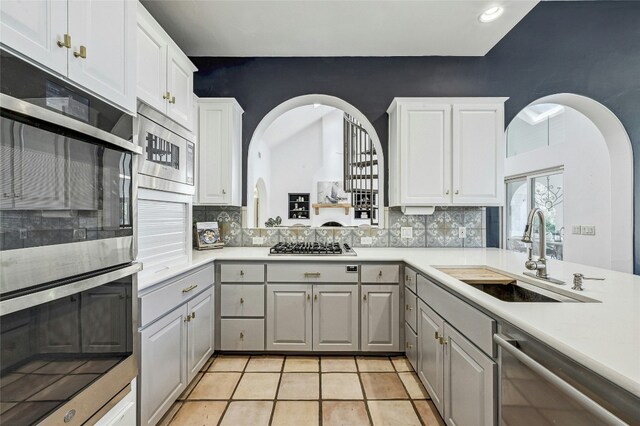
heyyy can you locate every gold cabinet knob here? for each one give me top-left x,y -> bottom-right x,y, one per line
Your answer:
446,190 -> 450,195
240,297 -> 244,304
434,331 -> 442,340
363,294 -> 367,301
307,294 -> 311,301
405,275 -> 412,282
314,294 -> 318,301
240,270 -> 244,276
222,189 -> 227,195
73,45 -> 87,59
57,34 -> 71,48
439,337 -> 448,345
378,270 -> 383,277
169,96 -> 176,104
163,91 -> 171,100
405,342 -> 413,349
405,304 -> 413,311
191,312 -> 196,319
455,190 -> 459,195
239,332 -> 244,340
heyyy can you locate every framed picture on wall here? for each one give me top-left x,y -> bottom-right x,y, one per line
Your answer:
317,181 -> 348,204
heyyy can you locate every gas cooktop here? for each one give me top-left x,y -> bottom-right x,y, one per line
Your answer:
269,242 -> 357,256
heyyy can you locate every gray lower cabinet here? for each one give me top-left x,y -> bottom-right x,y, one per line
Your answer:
140,305 -> 188,426
361,284 -> 399,351
265,283 -> 359,351
266,284 -> 312,351
404,321 -> 418,370
220,318 -> 264,350
312,284 -> 359,351
417,299 -> 495,426
187,290 -> 214,383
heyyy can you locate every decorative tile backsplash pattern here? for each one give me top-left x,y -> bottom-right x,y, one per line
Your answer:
193,206 -> 486,248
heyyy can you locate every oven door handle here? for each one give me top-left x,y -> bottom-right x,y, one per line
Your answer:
494,334 -> 624,425
0,94 -> 142,155
1,263 -> 142,316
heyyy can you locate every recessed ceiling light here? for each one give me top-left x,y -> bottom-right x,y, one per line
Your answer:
479,6 -> 504,23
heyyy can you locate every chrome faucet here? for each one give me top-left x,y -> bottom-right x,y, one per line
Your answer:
521,208 -> 564,284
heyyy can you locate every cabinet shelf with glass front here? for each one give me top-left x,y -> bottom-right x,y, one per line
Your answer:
288,193 -> 310,220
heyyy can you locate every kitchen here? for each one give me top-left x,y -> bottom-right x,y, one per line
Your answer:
0,1 -> 639,425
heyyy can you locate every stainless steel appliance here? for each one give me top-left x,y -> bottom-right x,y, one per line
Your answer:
136,101 -> 195,195
0,50 -> 141,294
495,323 -> 639,425
0,263 -> 141,426
269,242 -> 357,256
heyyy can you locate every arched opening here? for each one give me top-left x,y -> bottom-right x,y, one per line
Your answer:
505,93 -> 633,273
247,94 -> 385,228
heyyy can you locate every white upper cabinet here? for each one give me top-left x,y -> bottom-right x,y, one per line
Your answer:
388,98 -> 506,208
0,0 -> 68,76
0,0 -> 136,113
197,98 -> 243,206
68,0 -> 136,113
137,3 -> 196,131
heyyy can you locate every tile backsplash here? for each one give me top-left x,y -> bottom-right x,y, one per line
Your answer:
193,206 -> 486,248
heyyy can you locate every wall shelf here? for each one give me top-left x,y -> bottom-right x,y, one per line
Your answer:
312,203 -> 352,215
288,193 -> 310,219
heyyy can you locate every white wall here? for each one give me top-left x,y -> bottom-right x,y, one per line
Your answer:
505,107 -> 612,269
247,137 -> 271,227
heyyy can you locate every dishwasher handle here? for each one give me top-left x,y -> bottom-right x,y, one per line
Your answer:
493,334 -> 625,426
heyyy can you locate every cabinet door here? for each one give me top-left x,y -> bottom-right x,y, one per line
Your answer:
418,300 -> 445,416
400,104 -> 451,205
443,323 -> 496,426
452,103 -> 504,205
140,306 -> 188,426
68,0 -> 136,112
136,4 -> 167,113
187,288 -> 214,383
198,103 -> 230,204
37,295 -> 80,353
361,285 -> 399,352
166,45 -> 194,130
0,0 -> 67,75
405,288 -> 417,334
266,284 -> 312,351
405,321 -> 418,371
312,285 -> 359,351
80,284 -> 130,353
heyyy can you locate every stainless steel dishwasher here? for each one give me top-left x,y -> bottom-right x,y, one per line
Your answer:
495,323 -> 639,426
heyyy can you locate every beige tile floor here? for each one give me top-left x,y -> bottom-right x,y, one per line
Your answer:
161,354 -> 445,426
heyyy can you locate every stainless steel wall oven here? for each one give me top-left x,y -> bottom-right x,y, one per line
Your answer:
0,49 -> 142,425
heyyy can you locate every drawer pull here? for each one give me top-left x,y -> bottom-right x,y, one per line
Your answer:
406,275 -> 412,282
304,272 -> 321,278
405,304 -> 413,311
240,270 -> 244,276
363,294 -> 367,301
314,294 -> 318,301
406,342 -> 413,349
184,316 -> 191,323
191,312 -> 196,319
439,337 -> 448,345
378,270 -> 383,277
240,297 -> 244,304
307,294 -> 311,301
182,284 -> 198,293
434,331 -> 441,340
239,332 -> 244,340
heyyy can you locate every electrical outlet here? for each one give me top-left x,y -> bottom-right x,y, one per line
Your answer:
581,225 -> 596,236
401,227 -> 413,239
360,236 -> 373,245
572,225 -> 582,235
73,228 -> 86,240
252,236 -> 265,245
458,226 -> 467,238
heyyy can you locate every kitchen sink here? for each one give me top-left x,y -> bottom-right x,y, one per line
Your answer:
435,266 -> 599,303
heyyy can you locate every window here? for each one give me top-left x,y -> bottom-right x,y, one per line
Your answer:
505,170 -> 564,260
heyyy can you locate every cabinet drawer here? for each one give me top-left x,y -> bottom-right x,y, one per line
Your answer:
267,264 -> 358,283
220,319 -> 264,351
220,284 -> 264,317
405,287 -> 417,333
361,265 -> 400,283
221,264 -> 265,283
140,263 -> 214,327
417,275 -> 495,356
404,267 -> 418,293
404,322 -> 418,371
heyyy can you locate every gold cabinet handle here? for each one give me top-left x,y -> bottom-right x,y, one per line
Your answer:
169,96 -> 176,104
222,189 -> 226,194
57,34 -> 71,49
439,337 -> 448,345
405,304 -> 413,311
405,342 -> 413,349
455,190 -> 459,195
240,297 -> 244,304
240,270 -> 244,276
184,316 -> 191,323
363,294 -> 367,301
405,275 -> 412,282
307,294 -> 311,301
239,332 -> 244,340
73,45 -> 87,59
182,284 -> 198,293
314,294 -> 318,301
304,272 -> 321,278
434,331 -> 441,340
163,91 -> 171,100
446,189 -> 450,195
191,312 -> 196,319
378,270 -> 383,277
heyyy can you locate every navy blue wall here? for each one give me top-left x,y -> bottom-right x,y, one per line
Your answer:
192,1 -> 640,272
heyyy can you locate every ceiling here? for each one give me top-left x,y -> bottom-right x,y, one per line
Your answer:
141,0 -> 540,57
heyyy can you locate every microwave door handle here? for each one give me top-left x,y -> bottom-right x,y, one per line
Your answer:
493,334 -> 624,425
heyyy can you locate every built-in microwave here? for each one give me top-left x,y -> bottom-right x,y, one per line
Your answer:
136,101 -> 195,195
0,50 -> 141,295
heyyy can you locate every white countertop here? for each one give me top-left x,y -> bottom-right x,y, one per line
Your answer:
138,246 -> 640,397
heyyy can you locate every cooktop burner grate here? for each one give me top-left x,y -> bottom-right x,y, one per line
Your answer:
269,242 -> 357,256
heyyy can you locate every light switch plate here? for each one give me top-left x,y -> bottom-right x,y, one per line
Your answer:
401,227 -> 413,239
581,225 -> 596,236
252,236 -> 265,245
458,227 -> 466,238
572,225 -> 582,235
360,236 -> 373,245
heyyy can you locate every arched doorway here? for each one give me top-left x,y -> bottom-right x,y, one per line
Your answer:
247,94 -> 385,228
505,93 -> 633,273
